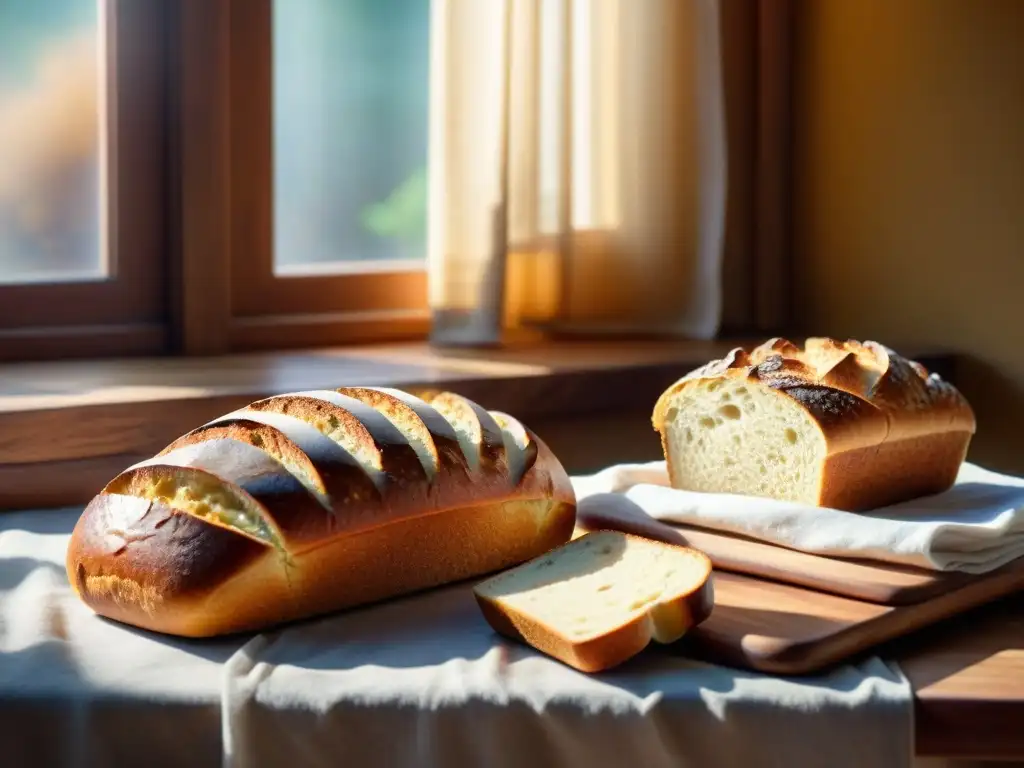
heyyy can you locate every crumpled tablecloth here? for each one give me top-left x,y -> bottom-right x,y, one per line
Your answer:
0,507 -> 917,768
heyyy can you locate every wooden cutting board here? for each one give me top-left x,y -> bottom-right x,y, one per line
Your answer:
575,499 -> 1024,674
576,495 -> 975,606
677,564 -> 1024,675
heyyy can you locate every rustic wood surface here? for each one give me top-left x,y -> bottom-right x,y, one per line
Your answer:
680,563 -> 1024,676
699,569 -> 1024,759
893,591 -> 1024,759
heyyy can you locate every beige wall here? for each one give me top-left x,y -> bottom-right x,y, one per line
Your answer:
793,0 -> 1024,472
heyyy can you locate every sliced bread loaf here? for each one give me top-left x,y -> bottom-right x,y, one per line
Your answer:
473,531 -> 714,672
652,337 -> 975,511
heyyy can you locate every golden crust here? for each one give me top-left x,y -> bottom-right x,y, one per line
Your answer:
334,387 -> 461,475
162,420 -> 318,487
653,336 -> 976,442
161,413 -> 383,510
66,494 -> 267,633
424,391 -> 507,470
248,392 -> 423,481
66,389 -> 577,637
651,337 -> 976,510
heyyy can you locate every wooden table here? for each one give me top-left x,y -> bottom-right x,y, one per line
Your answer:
893,591 -> 1024,760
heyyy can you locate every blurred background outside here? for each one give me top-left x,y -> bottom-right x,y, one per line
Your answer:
0,0 -> 429,284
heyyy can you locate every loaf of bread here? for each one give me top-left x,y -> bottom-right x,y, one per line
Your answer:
66,387 -> 576,637
473,531 -> 714,672
652,338 -> 975,511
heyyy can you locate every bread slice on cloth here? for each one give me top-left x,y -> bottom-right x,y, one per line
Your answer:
474,531 -> 714,672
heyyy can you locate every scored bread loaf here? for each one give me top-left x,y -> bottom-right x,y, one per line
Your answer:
66,387 -> 576,637
652,337 -> 976,511
473,531 -> 714,673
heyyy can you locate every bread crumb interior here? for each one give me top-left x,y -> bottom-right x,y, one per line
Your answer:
664,379 -> 824,503
477,532 -> 706,641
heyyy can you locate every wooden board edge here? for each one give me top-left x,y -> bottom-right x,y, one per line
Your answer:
689,561 -> 1024,676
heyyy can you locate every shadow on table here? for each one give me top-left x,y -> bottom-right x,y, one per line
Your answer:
0,557 -> 66,591
697,603 -> 851,639
0,617 -> 229,768
0,682 -> 221,768
879,589 -> 1024,691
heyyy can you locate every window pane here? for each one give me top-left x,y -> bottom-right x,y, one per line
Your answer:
0,0 -> 103,284
273,0 -> 429,273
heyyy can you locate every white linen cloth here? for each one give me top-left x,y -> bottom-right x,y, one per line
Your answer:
221,582 -> 912,768
0,508 -> 230,767
0,507 -> 917,768
572,461 -> 1024,574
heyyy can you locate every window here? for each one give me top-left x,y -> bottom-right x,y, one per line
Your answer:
273,0 -> 429,273
0,0 -> 100,283
225,0 -> 430,352
0,0 -> 792,361
0,0 -> 430,361
0,0 -> 167,361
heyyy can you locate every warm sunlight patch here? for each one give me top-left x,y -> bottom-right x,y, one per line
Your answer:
105,470 -> 280,549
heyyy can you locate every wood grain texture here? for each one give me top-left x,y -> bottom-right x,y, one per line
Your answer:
892,592 -> 1024,759
576,501 -> 972,605
0,340 -> 747,508
680,561 -> 1024,676
228,310 -> 430,351
0,323 -> 165,363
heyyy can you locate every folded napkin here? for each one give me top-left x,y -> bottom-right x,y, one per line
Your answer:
572,461 -> 1024,574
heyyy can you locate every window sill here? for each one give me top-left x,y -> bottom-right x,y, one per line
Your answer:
0,339 -> 957,510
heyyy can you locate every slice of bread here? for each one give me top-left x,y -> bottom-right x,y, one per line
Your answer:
473,531 -> 714,673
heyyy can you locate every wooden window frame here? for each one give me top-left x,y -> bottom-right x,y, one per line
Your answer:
0,0 -> 169,362
174,0 -> 429,356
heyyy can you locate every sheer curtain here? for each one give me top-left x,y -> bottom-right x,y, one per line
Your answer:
426,0 -> 731,346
